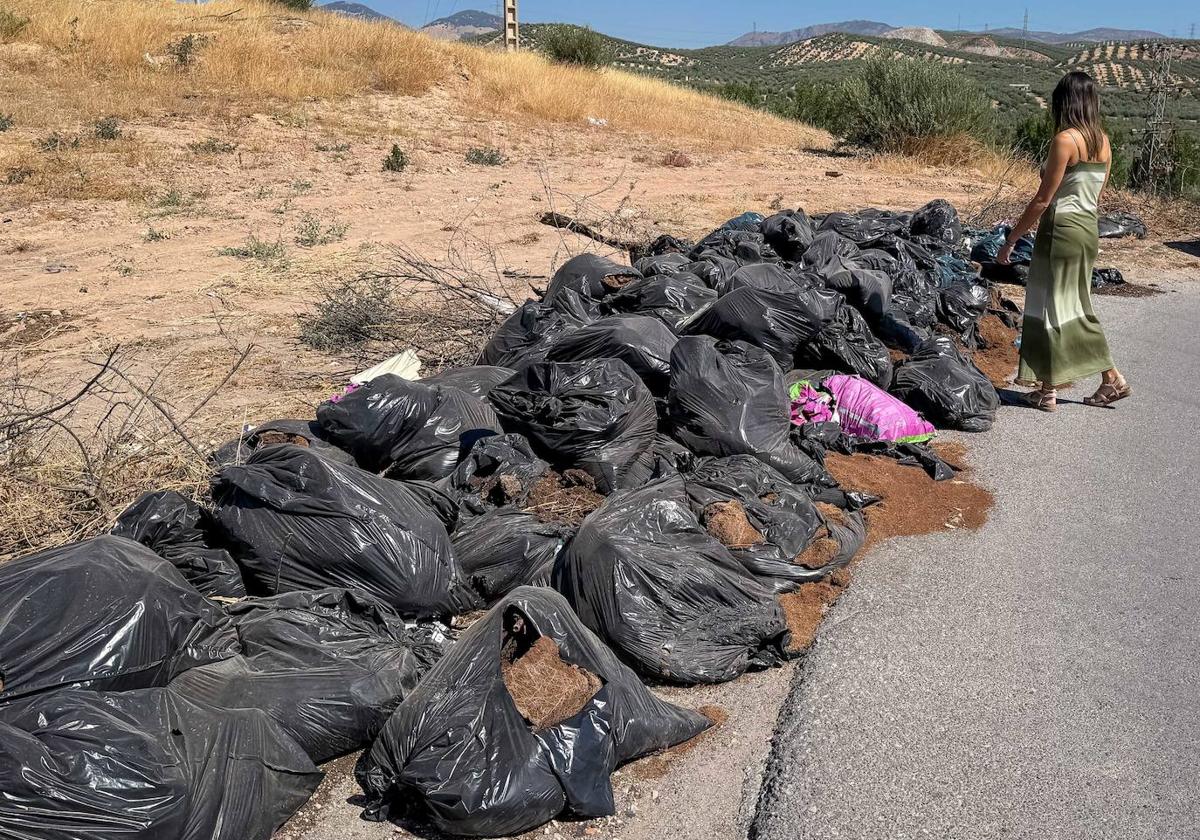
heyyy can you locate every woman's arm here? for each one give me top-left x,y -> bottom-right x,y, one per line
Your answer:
996,132 -> 1074,264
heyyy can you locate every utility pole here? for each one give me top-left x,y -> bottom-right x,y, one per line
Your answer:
1190,23 -> 1196,40
1142,42 -> 1175,194
1021,8 -> 1029,52
503,0 -> 518,52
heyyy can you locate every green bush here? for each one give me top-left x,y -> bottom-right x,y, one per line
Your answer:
0,113 -> 13,132
1132,128 -> 1200,200
777,81 -> 848,135
465,146 -> 505,166
382,144 -> 409,173
1012,111 -> 1054,161
270,0 -> 314,10
94,116 -> 121,141
838,59 -> 994,153
540,25 -> 610,69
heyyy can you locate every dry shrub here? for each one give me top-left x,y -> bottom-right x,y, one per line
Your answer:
661,149 -> 692,167
0,344 -> 250,562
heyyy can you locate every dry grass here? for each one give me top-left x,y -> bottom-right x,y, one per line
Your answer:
0,0 -> 819,160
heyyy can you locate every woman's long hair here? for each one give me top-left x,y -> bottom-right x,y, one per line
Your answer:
1051,71 -> 1104,160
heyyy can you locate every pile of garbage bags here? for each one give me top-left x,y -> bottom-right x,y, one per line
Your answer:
2,199 -> 1012,839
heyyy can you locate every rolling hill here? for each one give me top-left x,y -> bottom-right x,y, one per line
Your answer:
476,24 -> 1200,135
319,1 -> 394,23
421,9 -> 501,40
728,21 -> 893,48
730,21 -> 1168,48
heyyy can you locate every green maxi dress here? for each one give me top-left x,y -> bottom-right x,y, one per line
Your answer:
1017,158 -> 1115,387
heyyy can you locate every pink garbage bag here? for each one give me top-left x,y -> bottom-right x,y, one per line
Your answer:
825,374 -> 935,443
789,384 -> 835,425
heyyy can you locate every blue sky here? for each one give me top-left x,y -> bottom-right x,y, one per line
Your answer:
368,1 -> 1195,47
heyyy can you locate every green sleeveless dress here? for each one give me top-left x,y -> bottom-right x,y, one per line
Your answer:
1016,158 -> 1114,387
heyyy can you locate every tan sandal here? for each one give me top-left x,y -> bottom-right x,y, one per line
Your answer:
1024,388 -> 1057,412
1083,378 -> 1131,408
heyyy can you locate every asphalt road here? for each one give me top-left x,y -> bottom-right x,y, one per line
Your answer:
751,280 -> 1200,840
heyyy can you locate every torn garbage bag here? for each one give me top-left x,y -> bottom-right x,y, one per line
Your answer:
355,586 -> 709,837
666,337 -> 829,486
761,209 -> 815,261
111,490 -> 246,598
546,314 -> 677,394
0,687 -> 320,840
447,433 -> 552,515
210,418 -> 356,468
0,535 -> 237,703
798,374 -> 936,444
168,588 -> 446,764
543,253 -> 641,305
316,374 -> 501,480
891,336 -> 999,432
488,358 -> 658,494
553,474 -> 788,684
684,455 -> 864,593
210,445 -> 461,618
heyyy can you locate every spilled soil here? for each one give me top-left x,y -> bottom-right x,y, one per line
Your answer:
704,500 -> 765,548
502,636 -> 602,730
780,581 -> 843,654
973,313 -> 1021,388
624,704 -> 729,781
825,450 -> 993,553
1094,281 -> 1166,298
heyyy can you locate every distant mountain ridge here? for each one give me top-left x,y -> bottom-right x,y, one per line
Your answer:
728,20 -> 1166,47
319,2 -> 395,23
728,21 -> 892,48
421,9 -> 501,41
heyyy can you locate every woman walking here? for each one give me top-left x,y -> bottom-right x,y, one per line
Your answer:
997,71 -> 1129,412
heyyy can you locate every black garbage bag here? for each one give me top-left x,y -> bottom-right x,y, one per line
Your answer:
634,251 -> 692,277
969,224 -> 1034,264
210,418 -> 357,468
0,535 -> 238,704
797,292 -> 894,387
682,284 -> 829,370
716,262 -> 809,296
890,269 -> 940,328
0,687 -> 321,840
800,229 -> 861,269
1092,267 -> 1127,288
855,248 -> 900,273
684,455 -> 864,593
544,254 -> 641,306
818,210 -> 905,244
684,254 -> 741,289
601,272 -> 717,332
451,509 -> 568,606
691,228 -> 779,265
812,254 -> 893,321
545,314 -> 677,394
937,280 -> 991,342
316,374 -> 501,479
637,233 -> 694,260
168,588 -> 446,764
1097,211 -> 1146,239
891,336 -> 999,432
554,475 -> 788,684
477,293 -> 596,369
423,365 -> 515,397
665,336 -> 828,488
447,433 -> 551,513
489,359 -> 658,495
910,199 -> 963,246
934,251 -> 980,286
111,490 -> 246,598
355,586 -> 710,837
761,209 -> 815,261
210,445 -> 461,618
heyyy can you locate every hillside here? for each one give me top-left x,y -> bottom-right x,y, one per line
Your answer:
482,25 -> 1200,134
732,21 -> 1167,47
421,9 -> 501,40
319,1 -> 394,23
